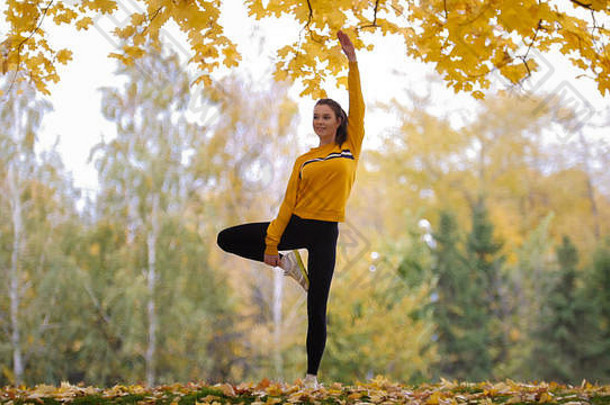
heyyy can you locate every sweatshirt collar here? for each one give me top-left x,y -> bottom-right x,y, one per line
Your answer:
310,142 -> 336,152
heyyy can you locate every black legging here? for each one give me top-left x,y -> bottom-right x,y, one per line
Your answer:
216,214 -> 339,376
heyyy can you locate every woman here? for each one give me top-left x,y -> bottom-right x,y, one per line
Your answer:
217,30 -> 363,388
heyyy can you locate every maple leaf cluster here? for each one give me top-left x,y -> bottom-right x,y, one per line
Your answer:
1,377 -> 610,404
1,0 -> 610,97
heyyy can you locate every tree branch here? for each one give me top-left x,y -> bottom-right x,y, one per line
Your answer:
588,9 -> 605,55
523,20 -> 543,61
360,0 -> 381,29
515,19 -> 543,83
569,0 -> 594,10
4,0 -> 55,96
300,0 -> 324,44
305,0 -> 313,32
140,6 -> 164,36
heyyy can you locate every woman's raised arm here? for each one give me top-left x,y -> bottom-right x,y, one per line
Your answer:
338,30 -> 365,159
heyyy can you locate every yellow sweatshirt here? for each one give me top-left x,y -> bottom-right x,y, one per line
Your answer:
265,61 -> 365,256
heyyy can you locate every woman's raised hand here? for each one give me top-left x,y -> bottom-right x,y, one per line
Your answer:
337,30 -> 357,62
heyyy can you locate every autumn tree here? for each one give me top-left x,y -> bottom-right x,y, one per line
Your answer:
10,148 -> 86,386
0,75 -> 89,386
0,76 -> 51,385
87,45 -> 236,385
3,0 -> 610,99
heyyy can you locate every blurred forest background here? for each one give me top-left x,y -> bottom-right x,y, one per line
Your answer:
1,45 -> 610,388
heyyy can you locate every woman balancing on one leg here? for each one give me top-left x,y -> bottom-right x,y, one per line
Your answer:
217,30 -> 364,389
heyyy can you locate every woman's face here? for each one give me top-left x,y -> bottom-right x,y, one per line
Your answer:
313,104 -> 341,142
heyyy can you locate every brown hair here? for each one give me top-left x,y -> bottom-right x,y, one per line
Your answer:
315,98 -> 348,146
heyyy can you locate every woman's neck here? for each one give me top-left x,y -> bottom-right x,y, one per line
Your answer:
318,136 -> 336,147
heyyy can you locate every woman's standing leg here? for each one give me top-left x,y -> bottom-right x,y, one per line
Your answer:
218,216 -> 339,377
304,221 -> 339,376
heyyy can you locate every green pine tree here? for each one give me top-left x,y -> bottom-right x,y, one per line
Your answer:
502,213 -> 554,381
578,237 -> 610,382
530,235 -> 580,382
432,209 -> 497,381
464,198 -> 505,380
432,210 -> 467,379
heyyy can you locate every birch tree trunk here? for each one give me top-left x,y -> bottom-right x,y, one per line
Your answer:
272,269 -> 283,380
7,161 -> 24,385
126,101 -> 138,246
578,132 -> 601,240
6,90 -> 26,386
146,193 -> 160,387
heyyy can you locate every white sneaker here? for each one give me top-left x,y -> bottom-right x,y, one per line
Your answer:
303,374 -> 319,389
280,250 -> 309,292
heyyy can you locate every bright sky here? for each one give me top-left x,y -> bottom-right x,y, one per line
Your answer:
19,0 -> 609,198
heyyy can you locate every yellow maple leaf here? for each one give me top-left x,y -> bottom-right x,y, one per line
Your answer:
472,90 -> 485,99
75,17 -> 94,30
53,8 -> 78,24
84,0 -> 118,13
131,12 -> 146,25
56,49 -> 73,64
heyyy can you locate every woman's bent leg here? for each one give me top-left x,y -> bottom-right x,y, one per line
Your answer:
216,222 -> 270,262
217,216 -> 308,262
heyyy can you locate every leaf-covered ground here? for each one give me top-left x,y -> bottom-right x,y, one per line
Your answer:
1,377 -> 609,404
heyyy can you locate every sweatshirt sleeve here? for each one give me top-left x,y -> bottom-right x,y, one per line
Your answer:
265,159 -> 301,256
346,61 -> 365,160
